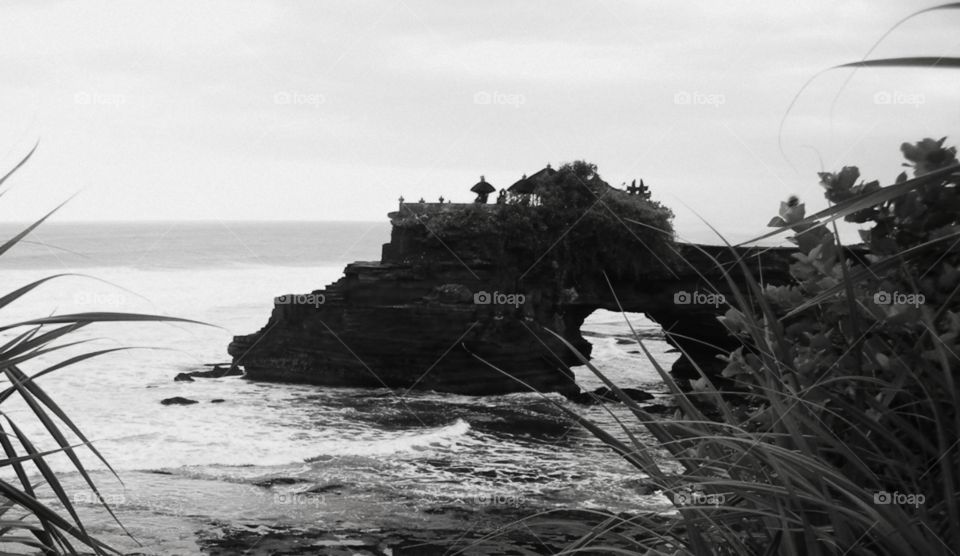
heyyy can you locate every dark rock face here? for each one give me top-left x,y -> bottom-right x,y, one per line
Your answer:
229,262 -> 581,395
229,207 -> 811,395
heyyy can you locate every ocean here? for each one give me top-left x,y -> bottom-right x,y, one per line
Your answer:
0,221 -> 681,554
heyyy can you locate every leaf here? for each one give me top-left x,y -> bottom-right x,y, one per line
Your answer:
833,57 -> 960,71
0,198 -> 75,260
782,228 -> 960,320
0,312 -> 211,333
0,141 -> 39,189
0,479 -> 121,555
738,163 -> 959,247
718,307 -> 748,335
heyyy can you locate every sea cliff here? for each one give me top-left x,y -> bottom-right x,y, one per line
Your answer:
228,196 -> 802,396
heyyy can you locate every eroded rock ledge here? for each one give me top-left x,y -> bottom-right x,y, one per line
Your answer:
229,205 -> 803,396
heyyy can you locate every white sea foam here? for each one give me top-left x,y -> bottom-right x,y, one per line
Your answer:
305,419 -> 473,458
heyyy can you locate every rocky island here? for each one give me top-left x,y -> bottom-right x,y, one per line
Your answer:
228,162 -> 801,396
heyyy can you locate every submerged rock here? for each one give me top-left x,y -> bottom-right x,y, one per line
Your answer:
252,477 -> 307,488
568,387 -> 656,405
641,403 -> 674,415
306,483 -> 346,494
160,397 -> 199,406
196,509 -> 672,556
173,373 -> 194,382
190,365 -> 244,378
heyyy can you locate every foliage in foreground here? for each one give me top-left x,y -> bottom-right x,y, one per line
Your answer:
499,139 -> 959,556
0,146 -> 201,554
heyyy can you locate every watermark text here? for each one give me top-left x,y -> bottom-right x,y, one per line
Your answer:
474,91 -> 525,108
474,291 -> 525,307
275,293 -> 325,307
874,291 -> 924,307
674,291 -> 725,307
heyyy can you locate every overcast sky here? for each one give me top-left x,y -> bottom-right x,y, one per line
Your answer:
1,1 -> 958,243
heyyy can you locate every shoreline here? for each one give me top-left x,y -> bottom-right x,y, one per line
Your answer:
197,507 -> 675,556
50,467 -> 674,555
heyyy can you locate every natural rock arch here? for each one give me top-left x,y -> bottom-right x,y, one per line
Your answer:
229,206 -> 804,396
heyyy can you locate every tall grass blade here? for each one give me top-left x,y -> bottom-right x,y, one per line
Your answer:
0,313 -> 210,333
0,142 -> 38,190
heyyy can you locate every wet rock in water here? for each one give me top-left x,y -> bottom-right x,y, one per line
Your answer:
616,338 -> 635,345
161,397 -> 199,406
196,510 -> 668,556
606,387 -> 654,402
641,403 -> 674,415
252,477 -> 307,488
190,365 -> 244,378
306,483 -> 346,494
566,391 -> 594,405
623,479 -> 661,495
568,386 -> 655,405
210,399 -> 225,403
173,373 -> 195,382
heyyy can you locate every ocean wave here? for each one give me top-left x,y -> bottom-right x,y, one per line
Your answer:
305,419 -> 472,459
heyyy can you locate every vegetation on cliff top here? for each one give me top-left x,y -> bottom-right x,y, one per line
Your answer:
394,160 -> 676,282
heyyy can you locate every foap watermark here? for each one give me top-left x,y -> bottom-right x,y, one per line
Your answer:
873,291 -> 924,307
874,91 -> 924,107
675,490 -> 725,507
674,291 -> 725,307
275,293 -> 325,307
874,491 -> 925,508
474,291 -> 525,307
273,492 -> 325,507
674,91 -> 725,107
74,292 -> 126,306
474,91 -> 525,108
473,491 -> 525,506
274,91 -> 325,107
73,491 -> 125,506
73,492 -> 188,515
74,91 -> 125,106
